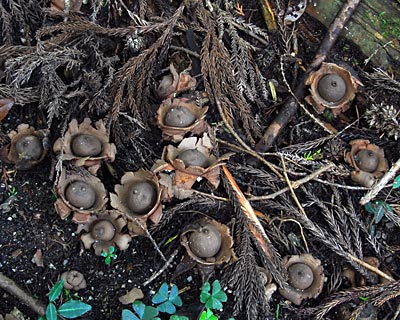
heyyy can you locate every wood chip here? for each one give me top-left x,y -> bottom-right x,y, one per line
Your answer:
118,287 -> 144,305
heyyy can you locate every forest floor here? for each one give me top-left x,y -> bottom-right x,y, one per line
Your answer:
1,1 -> 400,320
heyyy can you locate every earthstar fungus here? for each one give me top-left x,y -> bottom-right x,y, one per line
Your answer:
344,139 -> 388,187
54,169 -> 108,222
78,211 -> 131,255
53,118 -> 116,175
179,218 -> 234,281
152,135 -> 230,189
156,64 -> 196,100
61,270 -> 87,291
157,97 -> 208,142
0,124 -> 48,170
279,254 -> 324,305
110,169 -> 163,236
305,62 -> 362,116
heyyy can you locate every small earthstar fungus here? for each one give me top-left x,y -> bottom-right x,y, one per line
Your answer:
305,62 -> 362,116
53,118 -> 116,175
0,123 -> 49,170
344,139 -> 388,187
156,64 -> 196,100
54,169 -> 108,222
152,134 -> 231,190
110,169 -> 165,236
278,254 -> 324,305
60,270 -> 87,291
78,210 -> 131,256
178,218 -> 235,282
157,96 -> 209,142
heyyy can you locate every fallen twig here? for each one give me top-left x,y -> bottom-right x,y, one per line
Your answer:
142,249 -> 179,287
0,272 -> 46,316
359,157 -> 400,205
255,0 -> 361,152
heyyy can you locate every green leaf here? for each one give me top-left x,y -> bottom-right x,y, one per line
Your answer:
132,301 -> 159,320
200,282 -> 211,304
105,256 -> 111,265
109,246 -> 115,254
365,200 -> 393,224
101,252 -> 108,257
156,301 -> 176,315
199,309 -> 218,320
46,303 -> 57,320
152,283 -> 169,304
170,316 -> 189,320
38,316 -> 46,320
393,175 -> 400,189
58,300 -> 92,318
122,309 -> 140,320
49,279 -> 64,302
211,280 -> 227,303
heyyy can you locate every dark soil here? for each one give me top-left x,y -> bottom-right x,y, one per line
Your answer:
1,1 -> 400,320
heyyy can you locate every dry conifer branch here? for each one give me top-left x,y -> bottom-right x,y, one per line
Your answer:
0,272 -> 46,316
359,157 -> 400,205
255,0 -> 361,152
248,163 -> 335,201
142,249 -> 179,287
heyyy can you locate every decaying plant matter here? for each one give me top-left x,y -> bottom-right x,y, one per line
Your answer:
345,139 -> 389,187
0,124 -> 49,170
110,169 -> 164,236
78,211 -> 131,255
53,118 -> 116,175
152,134 -> 230,190
54,168 -> 108,222
156,64 -> 196,100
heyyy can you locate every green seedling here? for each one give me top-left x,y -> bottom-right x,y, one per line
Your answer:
275,303 -> 280,320
303,149 -> 322,161
359,296 -> 369,302
152,283 -> 183,314
101,246 -> 117,265
38,279 -> 91,320
364,174 -> 400,234
7,186 -> 17,197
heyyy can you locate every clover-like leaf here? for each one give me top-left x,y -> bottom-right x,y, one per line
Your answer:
199,308 -> 218,320
122,309 -> 140,320
132,301 -> 159,320
365,200 -> 393,224
152,283 -> 182,315
49,279 -> 64,302
58,300 -> 92,318
200,280 -> 227,310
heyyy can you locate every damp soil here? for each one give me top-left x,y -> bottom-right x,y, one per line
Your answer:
1,1 -> 400,320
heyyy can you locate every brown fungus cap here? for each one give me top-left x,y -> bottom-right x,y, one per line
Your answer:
279,254 -> 324,305
0,124 -> 48,170
305,62 -> 362,116
180,218 -> 234,267
344,139 -> 388,187
156,97 -> 209,143
152,134 -> 231,190
61,270 -> 87,291
54,169 -> 108,222
53,118 -> 116,175
78,210 -> 131,255
110,169 -> 163,236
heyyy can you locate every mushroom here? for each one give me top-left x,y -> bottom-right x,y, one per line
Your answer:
179,218 -> 235,281
0,124 -> 48,170
156,96 -> 209,142
110,169 -> 164,236
305,62 -> 362,116
54,169 -> 108,222
53,118 -> 116,175
152,134 -> 231,190
156,64 -> 196,100
278,254 -> 324,305
61,270 -> 87,291
344,139 -> 388,187
78,210 -> 131,255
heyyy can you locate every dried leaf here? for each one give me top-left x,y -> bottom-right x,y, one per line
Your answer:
33,249 -> 44,267
118,287 -> 144,305
0,98 -> 15,122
